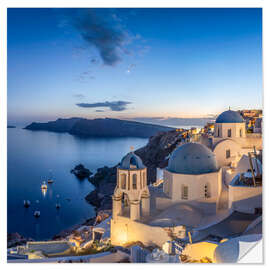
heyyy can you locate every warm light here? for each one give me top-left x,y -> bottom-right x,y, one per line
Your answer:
112,222 -> 128,245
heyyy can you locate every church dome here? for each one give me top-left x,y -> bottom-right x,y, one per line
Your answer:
167,143 -> 218,174
216,110 -> 244,123
119,152 -> 145,170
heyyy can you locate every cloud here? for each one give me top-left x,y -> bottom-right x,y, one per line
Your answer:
56,9 -> 148,67
95,109 -> 105,112
73,94 -> 85,99
76,100 -> 132,111
68,9 -> 131,66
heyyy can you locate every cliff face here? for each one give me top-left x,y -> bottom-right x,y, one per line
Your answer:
85,130 -> 184,209
25,117 -> 174,138
135,130 -> 184,182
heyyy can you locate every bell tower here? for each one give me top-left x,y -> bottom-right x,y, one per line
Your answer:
112,150 -> 150,221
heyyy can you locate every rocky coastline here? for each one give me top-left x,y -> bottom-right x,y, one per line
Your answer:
8,130 -> 185,247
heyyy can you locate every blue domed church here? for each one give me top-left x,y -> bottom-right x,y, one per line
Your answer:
111,109 -> 262,249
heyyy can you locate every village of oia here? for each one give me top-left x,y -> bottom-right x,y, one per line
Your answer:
2,2 -> 266,265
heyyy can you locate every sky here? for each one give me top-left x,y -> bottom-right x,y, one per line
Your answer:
7,8 -> 262,126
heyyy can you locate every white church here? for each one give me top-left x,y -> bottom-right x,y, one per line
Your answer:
110,109 -> 262,248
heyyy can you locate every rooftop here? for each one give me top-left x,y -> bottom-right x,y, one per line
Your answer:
167,143 -> 218,175
216,110 -> 245,123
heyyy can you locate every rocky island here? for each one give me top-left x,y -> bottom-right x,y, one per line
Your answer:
71,164 -> 93,179
24,117 -> 174,138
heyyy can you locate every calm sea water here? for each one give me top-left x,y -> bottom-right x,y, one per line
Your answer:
8,128 -> 147,240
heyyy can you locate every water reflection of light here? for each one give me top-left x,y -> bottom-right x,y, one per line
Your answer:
42,188 -> 47,197
34,221 -> 40,239
48,186 -> 53,199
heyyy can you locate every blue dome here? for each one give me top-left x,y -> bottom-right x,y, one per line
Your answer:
167,143 -> 218,175
120,152 -> 145,170
216,110 -> 244,123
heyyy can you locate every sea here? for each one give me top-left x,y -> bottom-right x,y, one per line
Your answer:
7,128 -> 148,240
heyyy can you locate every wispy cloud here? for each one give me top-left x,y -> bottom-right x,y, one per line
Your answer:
73,94 -> 85,99
76,100 -> 132,111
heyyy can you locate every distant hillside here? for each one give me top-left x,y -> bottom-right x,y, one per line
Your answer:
24,117 -> 174,138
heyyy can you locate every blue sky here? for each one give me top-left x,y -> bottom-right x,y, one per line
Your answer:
7,8 -> 262,126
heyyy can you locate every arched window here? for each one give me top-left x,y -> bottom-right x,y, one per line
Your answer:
204,183 -> 211,198
181,185 -> 188,200
122,193 -> 129,207
121,174 -> 126,189
226,149 -> 231,159
227,129 -> 232,137
217,127 -> 220,137
132,174 -> 137,189
239,129 -> 242,137
130,157 -> 137,169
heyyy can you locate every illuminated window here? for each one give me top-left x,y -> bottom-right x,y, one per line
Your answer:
132,174 -> 137,189
227,129 -> 232,137
121,174 -> 126,189
181,185 -> 188,200
226,149 -> 231,159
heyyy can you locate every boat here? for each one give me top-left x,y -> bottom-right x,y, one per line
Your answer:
56,194 -> 60,209
56,203 -> 61,209
47,170 -> 54,183
34,210 -> 40,217
41,181 -> 47,190
23,200 -> 31,208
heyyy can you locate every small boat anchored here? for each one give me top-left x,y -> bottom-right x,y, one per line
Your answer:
41,181 -> 47,190
34,210 -> 40,218
56,203 -> 61,209
23,200 -> 31,208
47,170 -> 54,184
56,194 -> 61,209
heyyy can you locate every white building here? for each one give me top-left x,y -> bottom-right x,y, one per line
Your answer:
111,109 -> 262,253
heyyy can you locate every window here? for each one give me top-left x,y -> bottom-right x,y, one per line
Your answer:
130,157 -> 137,169
132,174 -> 137,189
240,129 -> 242,137
181,185 -> 188,200
204,183 -> 211,198
226,149 -> 231,159
227,129 -> 232,137
121,174 -> 126,189
217,127 -> 220,137
122,193 -> 129,207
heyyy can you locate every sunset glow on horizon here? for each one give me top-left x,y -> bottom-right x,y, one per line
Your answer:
8,8 -> 262,126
